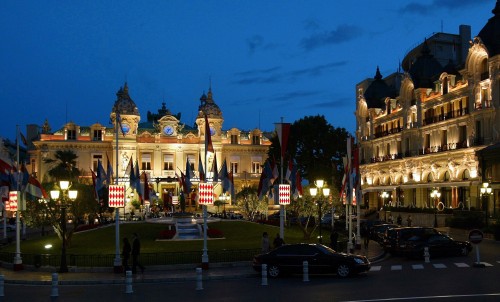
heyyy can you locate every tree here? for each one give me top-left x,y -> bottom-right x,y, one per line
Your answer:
267,115 -> 350,239
43,150 -> 81,182
235,186 -> 268,221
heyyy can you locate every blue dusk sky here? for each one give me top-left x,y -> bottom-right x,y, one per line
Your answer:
0,0 -> 496,141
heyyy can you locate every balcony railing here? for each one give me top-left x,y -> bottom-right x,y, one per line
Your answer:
422,108 -> 469,126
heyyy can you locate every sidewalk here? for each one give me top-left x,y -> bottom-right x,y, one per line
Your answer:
0,243 -> 385,285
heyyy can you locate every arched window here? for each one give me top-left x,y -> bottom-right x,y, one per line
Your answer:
462,169 -> 470,180
444,171 -> 451,181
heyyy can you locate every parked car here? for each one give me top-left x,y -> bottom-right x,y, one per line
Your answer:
369,223 -> 398,243
404,233 -> 472,258
383,227 -> 440,255
252,243 -> 371,278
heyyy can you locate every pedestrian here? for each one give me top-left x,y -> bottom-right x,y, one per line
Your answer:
273,233 -> 284,249
407,215 -> 412,226
397,214 -> 402,226
330,230 -> 339,251
261,232 -> 270,253
122,237 -> 131,272
388,214 -> 394,224
132,233 -> 145,274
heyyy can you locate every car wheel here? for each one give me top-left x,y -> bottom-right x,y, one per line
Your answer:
267,264 -> 280,278
459,246 -> 469,256
337,263 -> 351,278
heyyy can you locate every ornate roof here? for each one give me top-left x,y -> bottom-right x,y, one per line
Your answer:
197,87 -> 222,118
477,1 -> 500,57
408,40 -> 443,89
364,67 -> 396,109
111,83 -> 140,116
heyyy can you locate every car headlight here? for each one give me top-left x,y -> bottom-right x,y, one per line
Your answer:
353,258 -> 365,264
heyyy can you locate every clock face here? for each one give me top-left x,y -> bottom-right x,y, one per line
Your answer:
121,124 -> 130,134
163,125 -> 174,136
210,126 -> 216,136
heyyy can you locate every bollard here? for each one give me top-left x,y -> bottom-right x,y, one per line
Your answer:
195,267 -> 203,290
125,270 -> 133,294
0,274 -> 4,297
303,261 -> 309,282
50,273 -> 59,298
424,247 -> 430,263
261,264 -> 268,286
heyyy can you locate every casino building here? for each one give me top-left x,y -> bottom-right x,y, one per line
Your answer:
355,1 -> 500,215
27,84 -> 272,213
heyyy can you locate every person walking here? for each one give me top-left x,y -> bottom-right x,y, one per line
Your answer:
407,215 -> 412,226
122,237 -> 131,272
330,230 -> 339,251
132,233 -> 145,274
261,232 -> 270,253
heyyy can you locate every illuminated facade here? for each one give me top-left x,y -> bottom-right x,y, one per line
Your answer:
28,84 -> 272,212
355,2 -> 500,214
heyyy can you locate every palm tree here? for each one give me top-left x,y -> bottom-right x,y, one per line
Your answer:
44,150 -> 81,182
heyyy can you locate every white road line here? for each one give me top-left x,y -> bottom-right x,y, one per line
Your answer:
391,265 -> 402,271
412,264 -> 424,270
432,263 -> 446,269
455,262 -> 469,268
370,266 -> 382,271
340,292 -> 500,302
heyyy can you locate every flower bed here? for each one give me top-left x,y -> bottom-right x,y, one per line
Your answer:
158,229 -> 176,239
207,228 -> 224,238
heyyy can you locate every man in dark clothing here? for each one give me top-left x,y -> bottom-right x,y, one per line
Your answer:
330,230 -> 339,251
132,233 -> 145,274
122,237 -> 131,272
273,233 -> 284,249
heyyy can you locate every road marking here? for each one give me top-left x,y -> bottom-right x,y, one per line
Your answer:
412,264 -> 424,270
370,266 -> 382,271
391,265 -> 402,271
482,262 -> 493,267
432,263 -> 446,269
340,292 -> 500,302
455,262 -> 469,268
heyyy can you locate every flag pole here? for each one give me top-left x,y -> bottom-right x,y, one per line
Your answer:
202,114 -> 209,270
279,117 -> 285,240
13,125 -> 23,270
113,112 -> 122,273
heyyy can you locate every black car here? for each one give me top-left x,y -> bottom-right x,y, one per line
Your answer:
383,227 -> 439,255
252,243 -> 371,278
369,223 -> 398,243
404,233 -> 472,258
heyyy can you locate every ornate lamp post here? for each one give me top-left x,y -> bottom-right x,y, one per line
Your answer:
430,189 -> 441,227
310,180 -> 330,244
480,182 -> 493,227
219,193 -> 230,218
50,180 -> 78,273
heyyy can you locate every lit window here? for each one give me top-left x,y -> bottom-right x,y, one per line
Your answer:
231,162 -> 239,174
163,154 -> 174,171
252,162 -> 261,174
231,134 -> 238,144
92,154 -> 103,171
67,129 -> 76,140
141,153 -> 152,170
252,135 -> 260,145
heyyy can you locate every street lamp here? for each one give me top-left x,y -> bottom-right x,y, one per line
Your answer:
310,180 -> 330,244
480,182 -> 493,227
430,189 -> 441,227
219,193 -> 230,219
50,180 -> 78,273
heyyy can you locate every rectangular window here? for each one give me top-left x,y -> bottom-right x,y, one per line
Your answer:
93,130 -> 102,141
187,154 -> 195,172
92,154 -> 103,171
251,162 -> 261,174
67,129 -> 76,140
141,153 -> 152,170
163,154 -> 174,171
231,134 -> 238,144
231,162 -> 239,173
252,135 -> 260,145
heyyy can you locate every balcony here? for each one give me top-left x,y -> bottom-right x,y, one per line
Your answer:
374,127 -> 403,139
422,108 -> 469,126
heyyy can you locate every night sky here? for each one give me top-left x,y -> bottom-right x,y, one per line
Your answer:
0,0 -> 495,140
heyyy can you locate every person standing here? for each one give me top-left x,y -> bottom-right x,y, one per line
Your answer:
273,233 -> 284,249
122,237 -> 131,272
132,233 -> 145,274
330,230 -> 339,251
407,215 -> 412,226
261,232 -> 270,253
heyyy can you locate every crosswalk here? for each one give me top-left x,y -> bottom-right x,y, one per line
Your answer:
369,261 -> 495,271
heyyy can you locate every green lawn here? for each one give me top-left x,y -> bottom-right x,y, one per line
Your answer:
3,221 -> 328,255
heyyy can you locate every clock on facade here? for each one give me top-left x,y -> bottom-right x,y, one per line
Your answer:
121,124 -> 130,134
210,126 -> 216,136
163,125 -> 175,136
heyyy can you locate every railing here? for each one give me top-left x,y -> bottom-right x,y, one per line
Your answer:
0,248 -> 261,268
422,108 -> 469,126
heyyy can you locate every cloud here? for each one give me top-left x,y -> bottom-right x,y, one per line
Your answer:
246,35 -> 264,55
233,61 -> 345,85
272,90 -> 323,102
399,0 -> 480,15
300,24 -> 363,51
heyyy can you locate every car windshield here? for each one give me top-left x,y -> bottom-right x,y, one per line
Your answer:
316,244 -> 336,255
